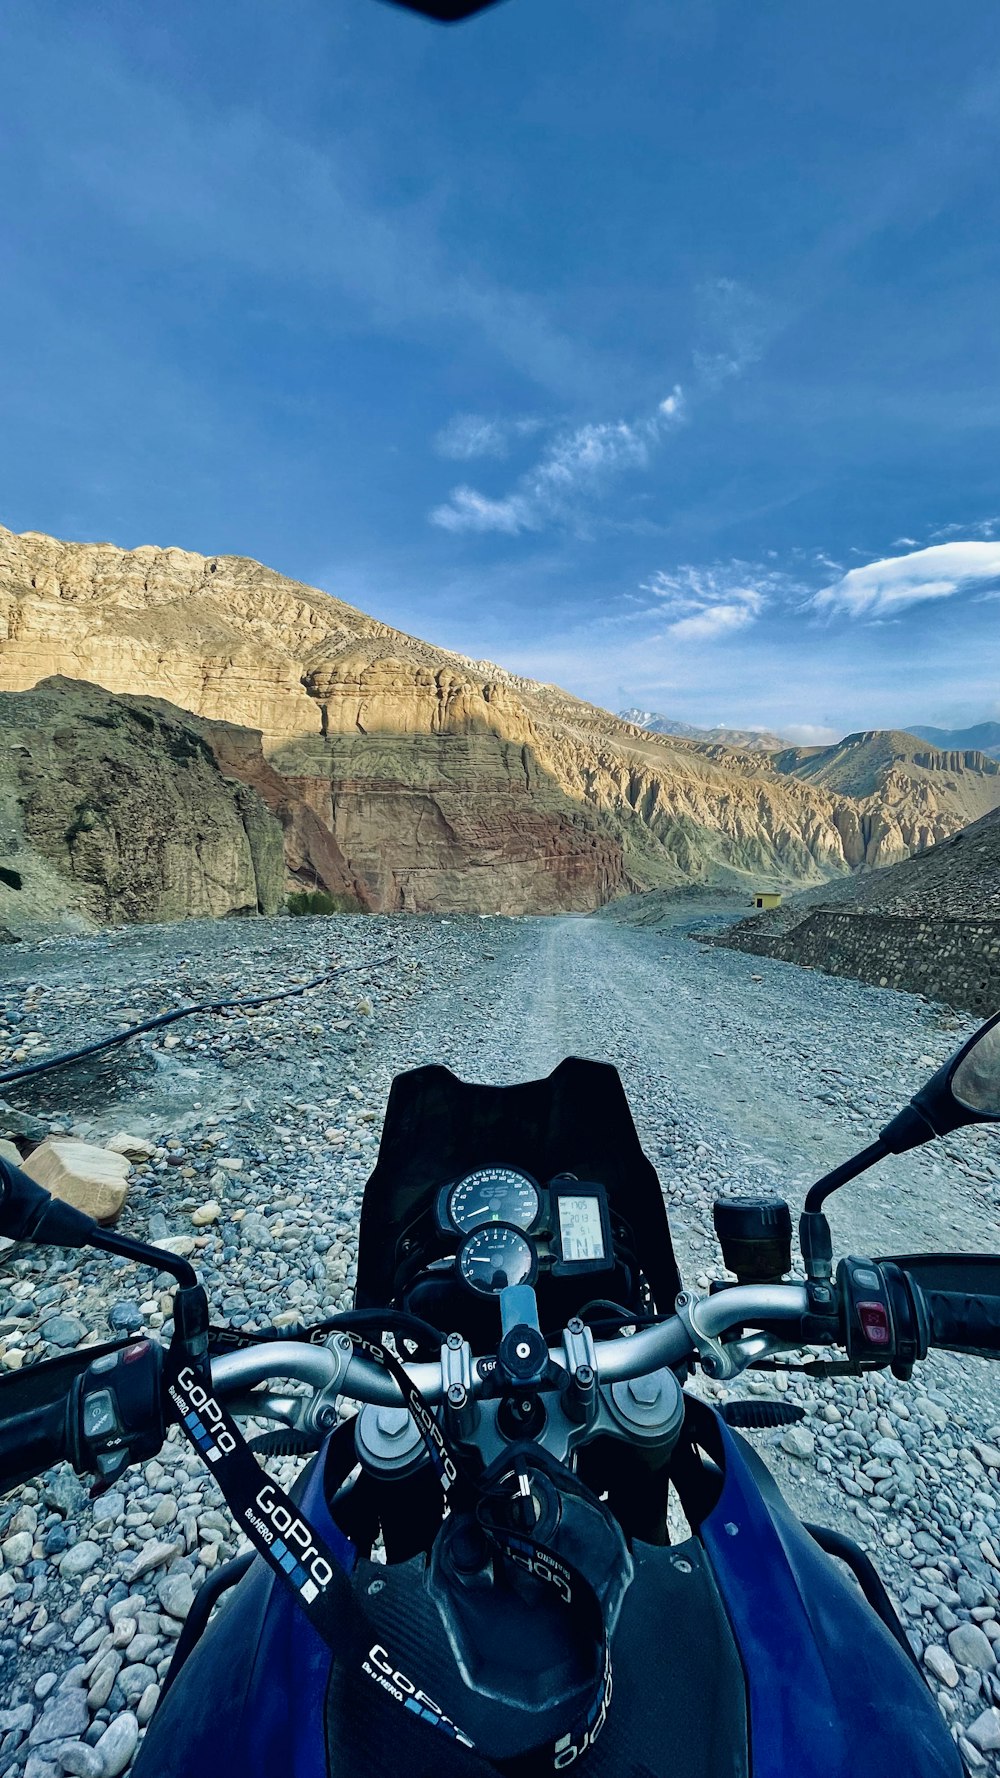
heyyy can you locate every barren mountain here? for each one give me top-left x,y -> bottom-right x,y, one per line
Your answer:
0,524 -> 988,916
618,708 -> 787,751
908,721 -> 1000,761
0,678 -> 286,937
771,728 -> 1000,853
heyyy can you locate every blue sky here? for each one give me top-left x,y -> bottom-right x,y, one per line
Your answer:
2,0 -> 999,741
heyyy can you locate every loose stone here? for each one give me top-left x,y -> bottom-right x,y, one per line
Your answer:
92,1713 -> 139,1778
948,1623 -> 996,1672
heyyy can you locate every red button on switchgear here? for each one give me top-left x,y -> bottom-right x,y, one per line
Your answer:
858,1302 -> 889,1345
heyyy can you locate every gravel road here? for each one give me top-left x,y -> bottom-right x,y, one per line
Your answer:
1,906 -> 999,1773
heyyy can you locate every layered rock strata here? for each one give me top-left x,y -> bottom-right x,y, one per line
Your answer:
2,525 -> 989,916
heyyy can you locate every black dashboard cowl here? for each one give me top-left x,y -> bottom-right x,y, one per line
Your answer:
354,1058 -> 682,1315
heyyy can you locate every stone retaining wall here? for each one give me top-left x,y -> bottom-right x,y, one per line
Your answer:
707,911 -> 1000,1016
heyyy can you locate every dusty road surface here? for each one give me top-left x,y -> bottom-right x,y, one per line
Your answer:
2,905 -> 999,1771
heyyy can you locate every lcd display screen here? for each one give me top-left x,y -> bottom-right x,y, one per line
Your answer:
557,1194 -> 606,1263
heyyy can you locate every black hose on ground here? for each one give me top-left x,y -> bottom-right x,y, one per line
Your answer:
0,957 -> 392,1090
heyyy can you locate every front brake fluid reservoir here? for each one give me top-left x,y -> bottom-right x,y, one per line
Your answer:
354,1403 -> 428,1479
604,1366 -> 684,1462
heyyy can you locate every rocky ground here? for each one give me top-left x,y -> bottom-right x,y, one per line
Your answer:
1,905 -> 999,1774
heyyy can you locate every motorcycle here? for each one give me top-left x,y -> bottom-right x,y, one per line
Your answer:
2,1017 -> 1000,1776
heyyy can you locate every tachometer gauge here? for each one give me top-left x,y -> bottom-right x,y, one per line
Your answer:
457,1224 -> 537,1296
448,1166 -> 540,1234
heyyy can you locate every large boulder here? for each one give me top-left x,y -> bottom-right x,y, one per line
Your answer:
21,1137 -> 131,1226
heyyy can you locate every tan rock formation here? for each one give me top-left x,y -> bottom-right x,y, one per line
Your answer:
22,1137 -> 131,1226
1,525 -> 986,915
774,730 -> 1000,867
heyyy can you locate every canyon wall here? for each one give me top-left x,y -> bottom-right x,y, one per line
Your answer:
3,525 -> 993,918
0,679 -> 285,936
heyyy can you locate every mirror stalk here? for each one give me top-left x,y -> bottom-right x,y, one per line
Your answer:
803,1137 -> 891,1214
0,1156 -> 198,1288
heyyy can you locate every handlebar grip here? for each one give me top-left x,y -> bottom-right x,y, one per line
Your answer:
876,1253 -> 1000,1359
0,1346 -> 107,1495
0,1338 -> 165,1497
0,1394 -> 72,1493
921,1287 -> 1000,1356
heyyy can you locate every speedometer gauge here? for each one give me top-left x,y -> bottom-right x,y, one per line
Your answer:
457,1224 -> 537,1296
448,1166 -> 540,1234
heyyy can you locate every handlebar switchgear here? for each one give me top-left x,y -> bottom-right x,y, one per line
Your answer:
69,1340 -> 166,1485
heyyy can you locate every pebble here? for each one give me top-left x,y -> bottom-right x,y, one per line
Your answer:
967,1709 -> 1000,1755
122,1542 -> 179,1584
2,1531 -> 34,1567
39,1317 -> 87,1350
92,1713 -> 139,1778
135,1684 -> 160,1727
157,1574 -> 195,1621
86,1654 -> 122,1710
948,1624 -> 997,1672
780,1427 -> 815,1459
59,1543 -> 102,1580
53,1741 -> 106,1777
924,1645 -> 960,1688
116,1664 -> 158,1705
28,1694 -> 90,1746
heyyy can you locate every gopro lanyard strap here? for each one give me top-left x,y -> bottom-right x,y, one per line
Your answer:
164,1329 -> 613,1775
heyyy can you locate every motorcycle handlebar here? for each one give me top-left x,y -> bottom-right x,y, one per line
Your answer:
4,1269 -> 1000,1499
210,1282 -> 812,1407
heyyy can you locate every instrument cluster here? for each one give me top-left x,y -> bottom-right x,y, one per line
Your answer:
435,1166 -> 614,1298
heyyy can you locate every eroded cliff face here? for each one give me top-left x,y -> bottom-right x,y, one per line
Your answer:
0,525 -> 974,915
0,678 -> 285,935
773,730 -> 1000,868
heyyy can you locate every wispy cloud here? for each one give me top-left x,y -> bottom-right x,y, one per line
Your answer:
815,542 -> 1000,618
692,277 -> 775,391
430,486 -> 537,535
929,516 -> 1000,542
430,387 -> 686,534
433,413 -> 544,461
636,559 -> 794,644
780,724 -> 842,746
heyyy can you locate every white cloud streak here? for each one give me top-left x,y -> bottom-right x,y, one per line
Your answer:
639,562 -> 775,644
433,413 -> 544,461
815,542 -> 1000,618
430,386 -> 686,534
692,277 -> 774,391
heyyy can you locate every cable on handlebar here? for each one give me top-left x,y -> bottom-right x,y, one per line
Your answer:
206,1307 -> 446,1360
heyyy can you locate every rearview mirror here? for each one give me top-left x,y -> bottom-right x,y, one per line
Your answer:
380,0 -> 504,19
881,1012 -> 1000,1153
951,1018 -> 1000,1115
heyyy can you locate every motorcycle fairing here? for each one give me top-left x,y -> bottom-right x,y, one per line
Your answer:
134,1427 -> 747,1778
134,1402 -> 962,1778
355,1058 -> 683,1313
689,1403 -> 963,1778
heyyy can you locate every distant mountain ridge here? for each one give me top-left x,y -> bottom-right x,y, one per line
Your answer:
770,727 -> 1000,812
618,709 -> 786,751
908,722 -> 1000,761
